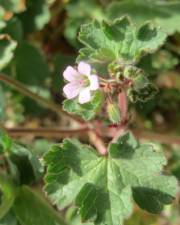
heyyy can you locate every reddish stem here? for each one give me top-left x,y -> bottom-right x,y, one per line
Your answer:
111,123 -> 127,143
111,92 -> 129,142
88,131 -> 107,155
3,127 -> 89,139
118,92 -> 128,121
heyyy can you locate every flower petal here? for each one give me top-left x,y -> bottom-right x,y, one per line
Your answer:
63,66 -> 79,82
89,75 -> 99,90
78,88 -> 91,104
63,82 -> 81,99
78,61 -> 91,76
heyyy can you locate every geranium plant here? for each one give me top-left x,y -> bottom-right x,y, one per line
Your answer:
43,17 -> 178,225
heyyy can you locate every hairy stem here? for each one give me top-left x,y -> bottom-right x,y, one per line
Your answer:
3,127 -> 89,139
88,131 -> 107,155
0,74 -> 83,123
118,92 -> 128,121
111,124 -> 127,143
111,92 -> 129,142
2,125 -> 180,146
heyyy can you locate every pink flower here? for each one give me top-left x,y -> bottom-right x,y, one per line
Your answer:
63,62 -> 99,104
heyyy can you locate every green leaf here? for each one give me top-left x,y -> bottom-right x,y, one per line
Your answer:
78,17 -> 166,72
123,65 -> 158,102
63,91 -> 104,120
0,34 -> 17,70
107,102 -> 121,124
66,207 -> 93,225
18,0 -> 50,33
13,42 -> 50,85
30,139 -> 53,158
0,0 -> 26,13
8,143 -> 43,184
107,0 -> 180,35
172,163 -> 180,181
0,176 -> 15,219
2,17 -> 23,42
13,186 -> 67,225
44,133 -> 178,225
64,0 -> 104,48
0,210 -> 19,225
127,83 -> 158,102
170,148 -> 180,181
0,130 -> 12,154
0,131 -> 43,184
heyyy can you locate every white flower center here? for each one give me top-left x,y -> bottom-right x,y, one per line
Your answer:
78,75 -> 90,87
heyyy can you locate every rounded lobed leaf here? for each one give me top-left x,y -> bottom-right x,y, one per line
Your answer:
43,133 -> 178,225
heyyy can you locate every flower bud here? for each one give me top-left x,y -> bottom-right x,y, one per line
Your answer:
124,66 -> 148,89
133,74 -> 148,90
107,102 -> 121,124
108,61 -> 124,79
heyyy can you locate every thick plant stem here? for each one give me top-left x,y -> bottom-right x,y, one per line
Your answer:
88,131 -> 107,155
0,74 -> 83,124
111,123 -> 127,143
118,91 -> 128,121
3,127 -> 89,139
111,92 -> 128,143
2,125 -> 180,146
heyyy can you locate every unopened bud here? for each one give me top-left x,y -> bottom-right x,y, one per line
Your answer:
124,66 -> 145,79
124,66 -> 138,79
108,61 -> 123,79
124,66 -> 148,89
133,74 -> 148,90
107,102 -> 121,124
